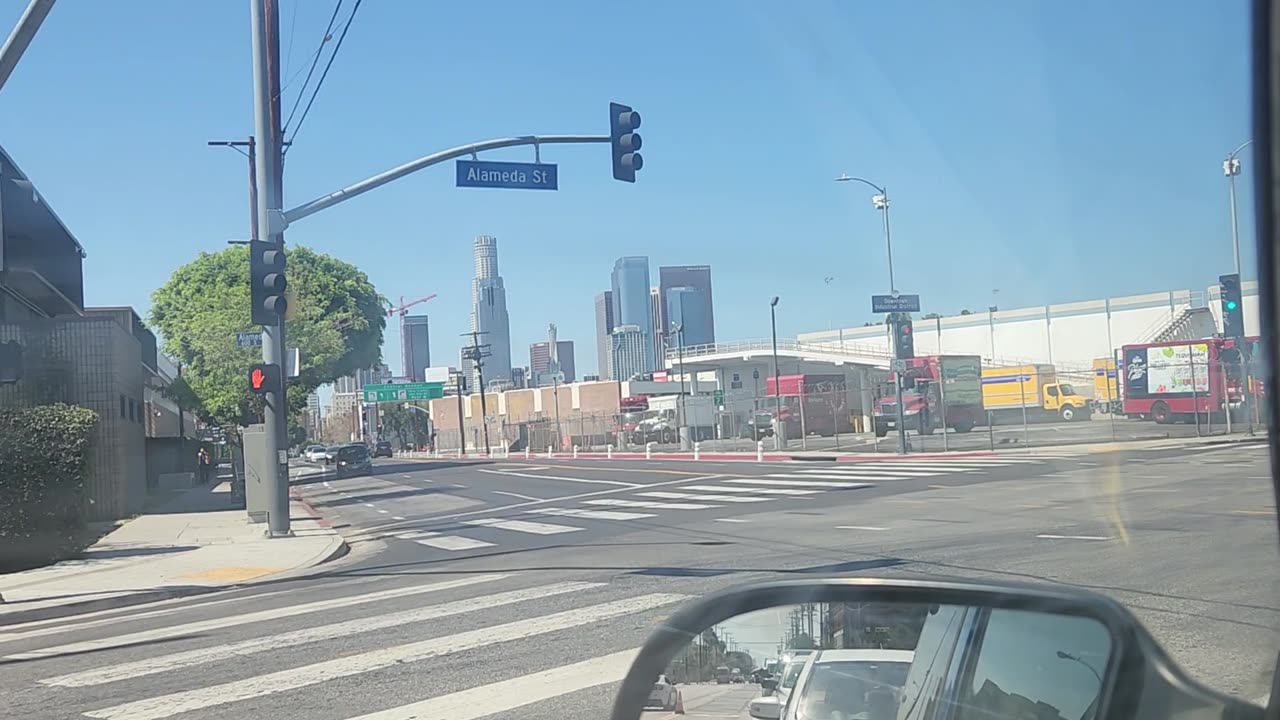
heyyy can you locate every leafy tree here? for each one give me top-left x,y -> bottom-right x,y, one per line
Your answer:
959,308 -> 974,315
788,632 -> 816,650
724,650 -> 755,672
149,245 -> 385,426
380,403 -> 430,449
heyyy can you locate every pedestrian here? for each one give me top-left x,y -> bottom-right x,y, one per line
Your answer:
197,447 -> 212,484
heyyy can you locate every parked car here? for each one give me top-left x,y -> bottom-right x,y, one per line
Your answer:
334,444 -> 372,477
646,674 -> 678,711
303,445 -> 328,463
373,441 -> 393,458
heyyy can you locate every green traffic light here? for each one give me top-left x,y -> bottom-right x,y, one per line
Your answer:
1227,300 -> 1238,310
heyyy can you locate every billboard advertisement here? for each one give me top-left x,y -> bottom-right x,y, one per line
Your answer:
1124,343 -> 1209,398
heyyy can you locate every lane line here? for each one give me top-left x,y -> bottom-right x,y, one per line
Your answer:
392,515 -> 405,520
476,468 -> 638,487
529,508 -> 657,521
343,648 -> 639,720
837,525 -> 888,531
715,518 -> 748,523
681,485 -> 818,496
6,575 -> 506,661
581,498 -> 720,510
1036,534 -> 1111,541
726,479 -> 871,489
41,582 -> 602,687
83,594 -> 688,720
637,491 -> 771,503
462,518 -> 584,535
791,469 -> 940,478
494,490 -> 540,501
768,473 -> 920,481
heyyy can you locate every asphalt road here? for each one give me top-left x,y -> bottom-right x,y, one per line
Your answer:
1,443 -> 1275,720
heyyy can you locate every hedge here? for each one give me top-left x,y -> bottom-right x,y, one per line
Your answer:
0,403 -> 99,573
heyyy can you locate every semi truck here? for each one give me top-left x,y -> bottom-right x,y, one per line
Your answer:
765,373 -> 854,437
1091,357 -> 1122,414
1120,338 -> 1249,423
981,364 -> 1092,423
873,355 -> 984,437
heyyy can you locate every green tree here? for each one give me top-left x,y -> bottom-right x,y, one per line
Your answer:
380,403 -> 430,449
149,246 -> 385,426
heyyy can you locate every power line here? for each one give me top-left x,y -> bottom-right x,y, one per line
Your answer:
286,0 -> 362,149
282,0 -> 343,130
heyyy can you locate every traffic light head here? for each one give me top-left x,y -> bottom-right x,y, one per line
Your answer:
1219,272 -> 1244,338
248,363 -> 282,395
609,102 -> 643,182
250,240 -> 288,326
893,317 -> 915,360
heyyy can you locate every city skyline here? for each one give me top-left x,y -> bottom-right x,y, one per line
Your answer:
464,235 -> 512,391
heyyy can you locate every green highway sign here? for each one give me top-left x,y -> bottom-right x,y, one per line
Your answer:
713,389 -> 724,405
363,382 -> 444,403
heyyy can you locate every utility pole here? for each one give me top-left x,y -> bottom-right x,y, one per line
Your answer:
250,0 -> 290,536
450,369 -> 467,456
463,331 -> 492,456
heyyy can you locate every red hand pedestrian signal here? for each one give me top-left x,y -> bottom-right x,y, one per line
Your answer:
248,363 -> 281,395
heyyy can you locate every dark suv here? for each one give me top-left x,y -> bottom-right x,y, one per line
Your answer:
334,443 -> 372,477
373,441 -> 393,458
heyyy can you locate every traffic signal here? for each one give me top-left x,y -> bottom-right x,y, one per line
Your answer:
609,102 -> 643,182
250,240 -> 288,325
893,317 -> 915,359
248,363 -> 282,395
0,340 -> 22,384
1220,272 -> 1244,338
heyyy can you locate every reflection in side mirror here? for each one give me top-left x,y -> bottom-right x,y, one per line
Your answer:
748,695 -> 781,720
760,677 -> 778,693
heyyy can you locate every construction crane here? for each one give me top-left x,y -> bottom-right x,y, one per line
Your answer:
386,294 -> 438,318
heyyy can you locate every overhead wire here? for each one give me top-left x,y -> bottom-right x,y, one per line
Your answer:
285,0 -> 362,151
282,0 -> 344,131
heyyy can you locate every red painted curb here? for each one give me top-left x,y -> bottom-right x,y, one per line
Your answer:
290,493 -> 332,528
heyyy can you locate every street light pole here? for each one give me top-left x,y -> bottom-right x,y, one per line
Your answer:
836,175 -> 895,293
770,297 -> 784,450
1225,140 -> 1253,276
671,321 -> 688,450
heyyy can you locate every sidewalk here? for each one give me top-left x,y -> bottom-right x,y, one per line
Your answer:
0,479 -> 346,626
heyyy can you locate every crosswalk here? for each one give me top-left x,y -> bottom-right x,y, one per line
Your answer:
1,572 -> 684,720
382,454 -> 1081,554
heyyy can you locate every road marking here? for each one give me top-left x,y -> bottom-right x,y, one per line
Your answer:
363,503 -> 375,508
837,525 -> 888,531
582,498 -> 720,510
771,472 -> 922,481
638,491 -> 770,503
477,468 -> 638,487
401,473 -> 413,479
1036,534 -> 1111,541
928,484 -> 951,489
536,464 -> 720,477
463,518 -> 584,535
377,509 -> 389,514
323,481 -> 331,487
1231,510 -> 1275,516
494,490 -> 540,501
343,648 -> 639,720
392,515 -> 405,520
727,479 -> 872,489
5,575 -> 506,661
715,518 -> 748,523
41,581 -> 602,687
682,484 -> 818,496
418,535 -> 496,550
82,594 -> 687,720
792,468 -> 940,478
530,508 -> 657,520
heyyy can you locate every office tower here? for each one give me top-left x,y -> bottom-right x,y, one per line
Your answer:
665,285 -> 713,348
659,265 -> 715,345
610,324 -> 648,381
530,340 -> 577,386
610,257 -> 653,372
469,235 -> 512,390
402,314 -> 431,382
594,290 -> 615,379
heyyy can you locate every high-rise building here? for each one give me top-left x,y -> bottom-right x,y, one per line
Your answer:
401,314 -> 431,382
509,367 -> 528,389
610,324 -> 648,381
530,340 -> 576,386
610,256 -> 653,372
659,265 -> 715,346
334,363 -> 392,394
594,290 -> 615,379
469,235 -> 512,390
650,287 -> 666,370
665,285 -> 714,349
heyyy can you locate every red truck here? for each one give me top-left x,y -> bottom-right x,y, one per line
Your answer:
1121,337 -> 1256,423
873,355 -> 984,437
765,374 -> 854,437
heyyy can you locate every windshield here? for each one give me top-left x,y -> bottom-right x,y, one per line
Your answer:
0,3 -> 1273,720
797,662 -> 912,720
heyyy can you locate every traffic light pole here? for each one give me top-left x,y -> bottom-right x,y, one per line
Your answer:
251,0 -> 291,537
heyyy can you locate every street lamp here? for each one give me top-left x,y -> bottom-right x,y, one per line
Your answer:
1055,650 -> 1102,686
770,296 -> 784,449
669,320 -> 689,450
1225,140 -> 1253,276
835,174 -> 895,293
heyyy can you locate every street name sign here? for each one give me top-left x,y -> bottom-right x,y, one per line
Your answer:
871,294 -> 921,313
236,331 -> 263,348
456,160 -> 558,190
363,382 -> 445,402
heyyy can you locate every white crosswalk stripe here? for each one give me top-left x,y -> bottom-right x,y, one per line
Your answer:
529,507 -> 657,520
725,478 -> 873,489
462,517 -> 584,535
582,498 -> 720,510
788,468 -> 941,477
637,490 -> 772,503
681,484 -> 819,496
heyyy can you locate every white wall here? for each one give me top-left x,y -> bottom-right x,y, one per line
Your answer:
799,282 -> 1261,371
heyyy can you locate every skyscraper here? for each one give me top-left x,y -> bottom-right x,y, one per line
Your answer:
530,340 -> 576,386
665,285 -> 713,348
650,287 -> 666,370
469,235 -> 512,390
594,290 -> 614,379
659,265 -> 715,345
610,324 -> 648,381
401,314 -> 431,382
610,256 -> 653,372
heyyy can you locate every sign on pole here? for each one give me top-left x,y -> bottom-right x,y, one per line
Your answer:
456,160 -> 558,190
363,382 -> 445,402
236,331 -> 263,348
713,389 -> 724,405
871,294 -> 921,313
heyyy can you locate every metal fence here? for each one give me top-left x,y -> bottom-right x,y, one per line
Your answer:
424,351 -> 1268,457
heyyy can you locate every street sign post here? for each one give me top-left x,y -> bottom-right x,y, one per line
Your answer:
363,382 -> 445,403
713,389 -> 724,405
236,331 -> 263,348
456,160 -> 558,190
872,294 -> 921,313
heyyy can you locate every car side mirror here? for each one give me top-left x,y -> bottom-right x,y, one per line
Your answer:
748,695 -> 781,720
760,678 -> 778,693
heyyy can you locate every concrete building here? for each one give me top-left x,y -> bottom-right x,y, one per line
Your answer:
594,290 -> 614,379
610,324 -> 648,381
401,314 -> 430,381
334,364 -> 391,394
469,235 -> 512,389
610,257 -> 654,372
659,265 -> 714,345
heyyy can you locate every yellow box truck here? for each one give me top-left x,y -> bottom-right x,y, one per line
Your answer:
1091,357 -> 1122,414
981,364 -> 1092,423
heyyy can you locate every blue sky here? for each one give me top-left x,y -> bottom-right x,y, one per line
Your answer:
0,0 -> 1254,377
